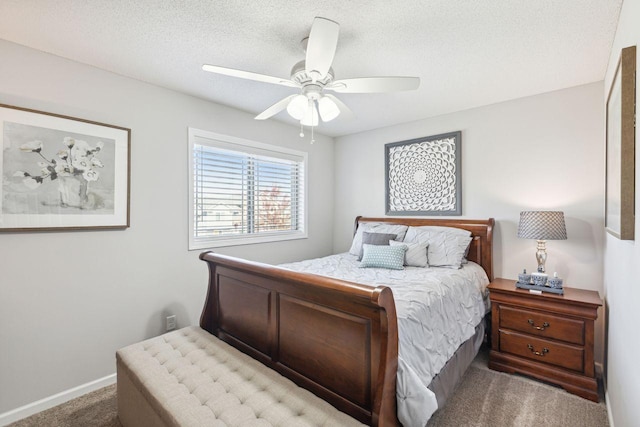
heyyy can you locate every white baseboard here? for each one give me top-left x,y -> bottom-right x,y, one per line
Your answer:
601,368 -> 615,427
0,374 -> 116,426
605,382 -> 615,427
595,361 -> 604,378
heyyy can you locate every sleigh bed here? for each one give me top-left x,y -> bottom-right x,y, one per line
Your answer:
198,216 -> 494,426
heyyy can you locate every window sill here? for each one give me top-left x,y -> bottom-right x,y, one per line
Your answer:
189,231 -> 308,250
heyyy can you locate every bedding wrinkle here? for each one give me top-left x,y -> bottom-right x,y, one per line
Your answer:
279,253 -> 489,427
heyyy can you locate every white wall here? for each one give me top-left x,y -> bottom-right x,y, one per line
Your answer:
602,0 -> 640,425
0,39 -> 335,414
334,83 -> 606,363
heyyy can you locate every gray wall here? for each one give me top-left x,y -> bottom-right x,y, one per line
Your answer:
602,0 -> 640,425
0,39 -> 335,413
333,83 -> 606,364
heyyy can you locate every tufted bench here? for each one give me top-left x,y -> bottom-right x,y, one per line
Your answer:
116,326 -> 366,427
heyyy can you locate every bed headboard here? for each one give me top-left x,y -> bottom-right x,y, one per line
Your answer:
354,216 -> 495,281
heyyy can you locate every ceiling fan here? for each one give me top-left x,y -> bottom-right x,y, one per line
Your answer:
202,17 -> 420,138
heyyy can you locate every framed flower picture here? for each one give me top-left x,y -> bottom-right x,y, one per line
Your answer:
0,103 -> 130,231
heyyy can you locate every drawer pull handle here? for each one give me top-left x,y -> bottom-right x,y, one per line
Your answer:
527,344 -> 549,356
527,319 -> 550,330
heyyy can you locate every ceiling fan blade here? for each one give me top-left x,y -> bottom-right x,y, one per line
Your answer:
255,95 -> 297,120
327,76 -> 420,93
305,17 -> 339,80
323,94 -> 355,120
202,64 -> 299,88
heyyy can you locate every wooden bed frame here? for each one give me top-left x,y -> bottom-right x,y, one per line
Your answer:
199,216 -> 494,426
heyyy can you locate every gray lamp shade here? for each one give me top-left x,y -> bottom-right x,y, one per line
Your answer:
517,211 -> 567,240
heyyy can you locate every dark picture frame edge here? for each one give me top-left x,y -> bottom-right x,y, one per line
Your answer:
605,46 -> 636,240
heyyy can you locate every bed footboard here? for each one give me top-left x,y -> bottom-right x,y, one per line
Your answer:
199,251 -> 399,427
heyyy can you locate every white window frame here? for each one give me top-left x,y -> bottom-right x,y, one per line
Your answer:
188,128 -> 308,250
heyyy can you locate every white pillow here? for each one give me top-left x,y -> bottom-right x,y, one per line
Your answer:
389,240 -> 429,267
348,222 -> 408,256
403,226 -> 472,269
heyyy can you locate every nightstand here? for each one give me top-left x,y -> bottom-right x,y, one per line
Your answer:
488,278 -> 602,401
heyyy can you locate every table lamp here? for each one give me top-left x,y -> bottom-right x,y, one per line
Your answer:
517,211 -> 567,273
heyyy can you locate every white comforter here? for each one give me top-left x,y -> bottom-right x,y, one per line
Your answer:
279,253 -> 489,427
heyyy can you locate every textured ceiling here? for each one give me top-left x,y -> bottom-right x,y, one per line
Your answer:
0,0 -> 622,137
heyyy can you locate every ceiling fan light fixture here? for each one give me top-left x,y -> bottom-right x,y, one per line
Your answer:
318,96 -> 340,122
286,94 -> 308,120
300,100 -> 319,127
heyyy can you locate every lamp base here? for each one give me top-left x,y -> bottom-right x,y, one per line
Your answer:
535,240 -> 547,273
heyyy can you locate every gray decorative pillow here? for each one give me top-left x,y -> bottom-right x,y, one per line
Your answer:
358,231 -> 398,261
348,223 -> 409,256
389,240 -> 429,267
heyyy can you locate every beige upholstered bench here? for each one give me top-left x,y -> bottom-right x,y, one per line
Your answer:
116,326 -> 365,427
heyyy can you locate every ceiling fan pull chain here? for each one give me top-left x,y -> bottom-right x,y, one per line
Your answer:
310,123 -> 315,144
299,122 -> 304,138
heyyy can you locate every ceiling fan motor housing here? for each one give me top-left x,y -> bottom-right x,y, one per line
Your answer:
290,60 -> 334,88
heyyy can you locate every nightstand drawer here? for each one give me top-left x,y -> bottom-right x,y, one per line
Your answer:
499,330 -> 584,372
499,305 -> 584,345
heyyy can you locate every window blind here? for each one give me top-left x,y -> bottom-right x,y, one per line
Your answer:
190,133 -> 306,248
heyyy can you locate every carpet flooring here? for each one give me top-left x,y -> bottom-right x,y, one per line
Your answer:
428,355 -> 609,426
8,385 -> 121,427
8,347 -> 609,427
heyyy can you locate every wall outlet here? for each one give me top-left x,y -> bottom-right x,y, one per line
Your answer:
166,315 -> 177,332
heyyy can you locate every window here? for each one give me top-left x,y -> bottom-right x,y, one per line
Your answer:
188,128 -> 307,249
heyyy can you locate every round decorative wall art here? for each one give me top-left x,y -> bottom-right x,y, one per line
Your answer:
385,131 -> 461,215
